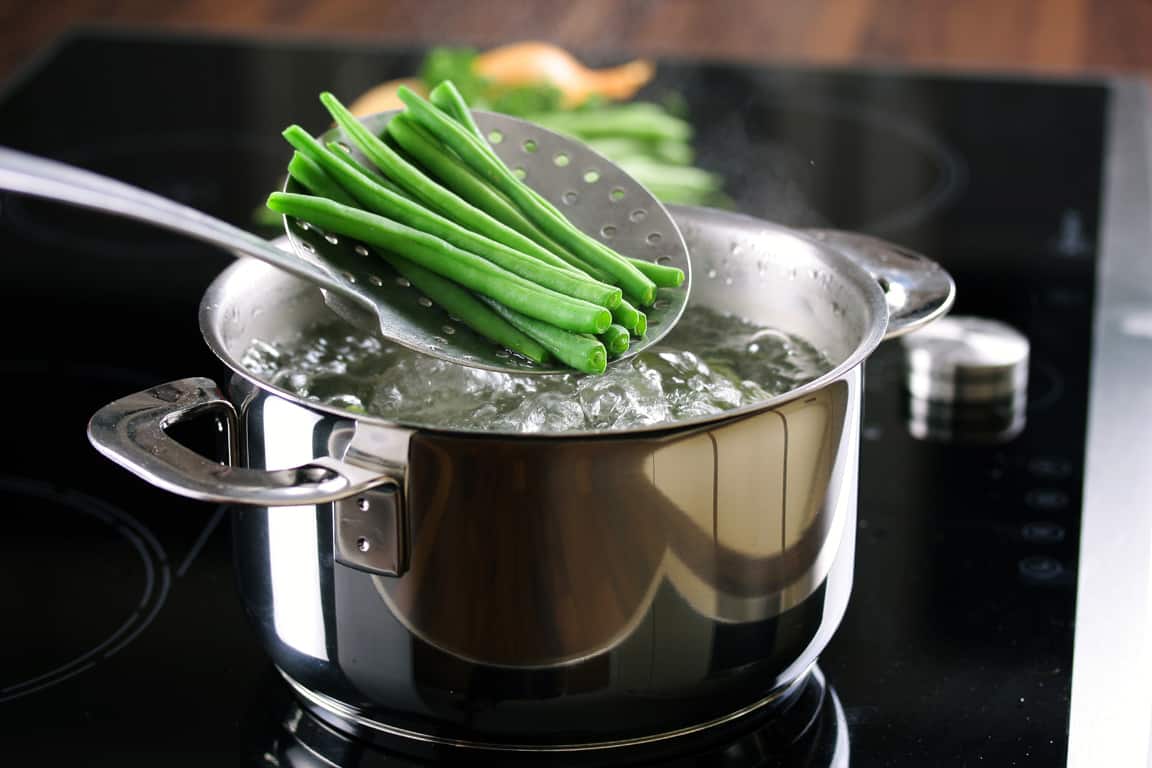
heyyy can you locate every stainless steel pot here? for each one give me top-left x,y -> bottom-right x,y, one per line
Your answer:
88,206 -> 953,752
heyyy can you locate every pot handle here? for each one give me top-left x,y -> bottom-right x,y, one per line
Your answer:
87,377 -> 396,506
804,230 -> 956,339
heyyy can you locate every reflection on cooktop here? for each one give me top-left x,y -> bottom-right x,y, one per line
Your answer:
266,667 -> 847,767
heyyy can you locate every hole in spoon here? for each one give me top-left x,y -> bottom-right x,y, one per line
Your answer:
630,209 -> 647,222
655,255 -> 672,265
354,244 -> 370,256
601,225 -> 617,239
562,190 -> 579,205
299,241 -> 316,254
647,232 -> 663,246
610,187 -> 625,202
395,277 -> 410,288
488,130 -> 504,144
877,276 -> 892,292
554,152 -> 570,167
324,233 -> 339,245
368,275 -> 384,287
417,296 -> 433,308
513,166 -> 527,180
522,139 -> 538,153
583,169 -> 600,184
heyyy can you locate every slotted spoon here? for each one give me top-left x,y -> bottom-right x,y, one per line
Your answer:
0,111 -> 689,373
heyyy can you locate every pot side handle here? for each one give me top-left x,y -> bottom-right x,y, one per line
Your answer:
805,230 -> 956,339
86,377 -> 396,506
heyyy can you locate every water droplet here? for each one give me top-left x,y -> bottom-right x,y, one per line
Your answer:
647,232 -> 662,246
417,296 -> 433,308
324,233 -> 339,245
706,268 -> 718,279
601,225 -> 617,239
395,277 -> 411,288
730,243 -> 743,255
748,343 -> 760,353
354,244 -> 369,256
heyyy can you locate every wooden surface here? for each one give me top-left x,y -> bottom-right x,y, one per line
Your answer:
2,0 -> 1151,84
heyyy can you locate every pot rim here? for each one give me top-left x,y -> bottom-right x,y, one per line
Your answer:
200,206 -> 890,439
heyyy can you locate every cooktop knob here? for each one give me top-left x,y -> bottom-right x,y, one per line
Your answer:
901,316 -> 1030,442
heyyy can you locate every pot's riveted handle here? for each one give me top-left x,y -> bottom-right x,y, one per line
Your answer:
805,230 -> 956,339
87,377 -> 396,506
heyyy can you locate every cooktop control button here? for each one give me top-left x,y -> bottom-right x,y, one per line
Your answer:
902,316 -> 1030,442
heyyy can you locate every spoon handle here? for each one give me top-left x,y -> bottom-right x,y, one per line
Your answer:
0,145 -> 355,297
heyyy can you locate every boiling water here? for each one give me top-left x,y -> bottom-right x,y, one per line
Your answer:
241,307 -> 833,433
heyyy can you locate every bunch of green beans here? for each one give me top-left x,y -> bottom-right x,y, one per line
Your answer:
265,81 -> 684,374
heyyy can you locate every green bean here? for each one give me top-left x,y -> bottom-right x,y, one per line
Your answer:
522,106 -> 693,142
599,324 -> 631,357
396,86 -> 658,305
627,257 -> 685,287
383,252 -> 548,363
287,153 -> 358,207
387,114 -> 618,283
279,156 -> 548,362
326,142 -> 407,195
485,300 -> 607,375
266,192 -> 611,334
429,81 -> 483,142
321,92 -> 601,281
283,126 -> 621,308
611,299 -> 647,337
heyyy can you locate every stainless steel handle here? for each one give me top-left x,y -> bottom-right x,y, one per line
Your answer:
86,377 -> 395,506
0,146 -> 355,298
805,229 -> 956,339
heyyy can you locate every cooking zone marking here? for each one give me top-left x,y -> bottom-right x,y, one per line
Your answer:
0,477 -> 170,703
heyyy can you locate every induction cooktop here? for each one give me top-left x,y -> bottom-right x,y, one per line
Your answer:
1,28 -> 1148,766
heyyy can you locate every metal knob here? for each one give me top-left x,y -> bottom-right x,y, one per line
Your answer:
901,316 -> 1030,442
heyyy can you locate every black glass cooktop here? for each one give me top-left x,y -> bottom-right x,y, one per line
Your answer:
0,30 -> 1106,765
